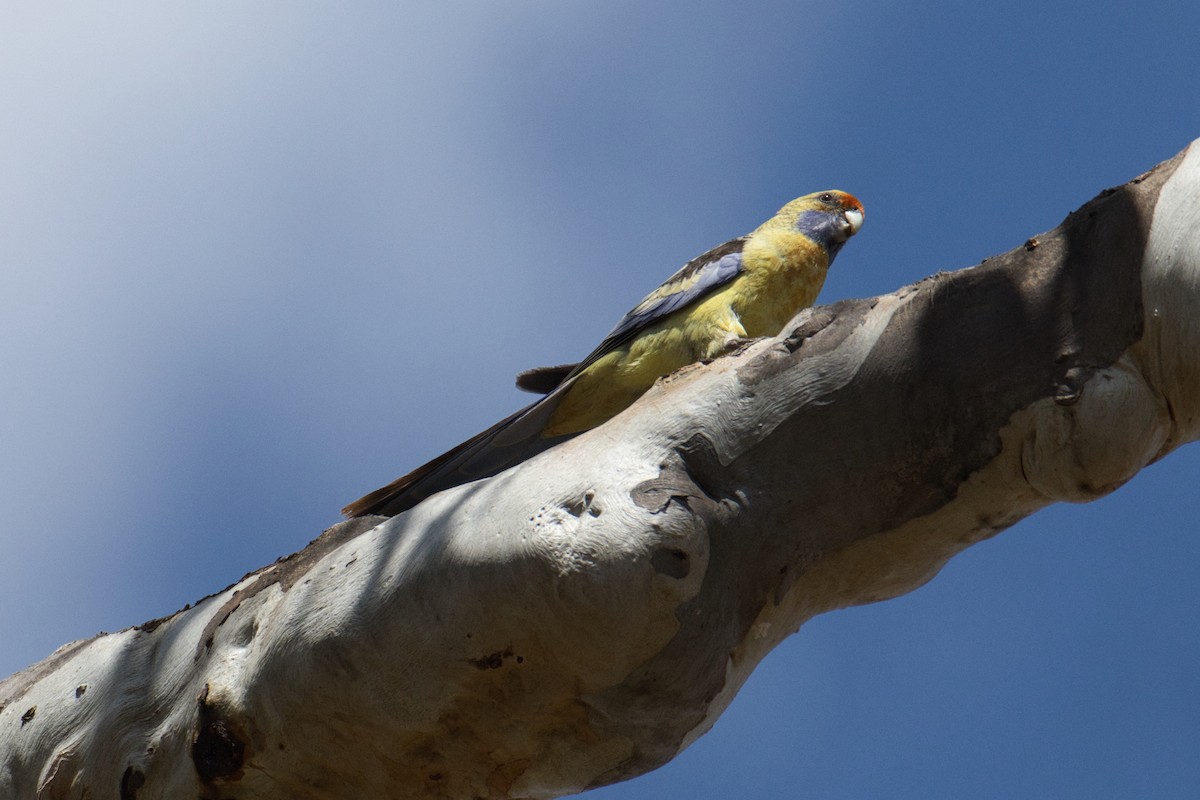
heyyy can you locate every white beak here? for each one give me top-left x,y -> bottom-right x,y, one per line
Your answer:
844,208 -> 864,236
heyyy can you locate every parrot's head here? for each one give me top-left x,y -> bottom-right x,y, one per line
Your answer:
779,190 -> 865,263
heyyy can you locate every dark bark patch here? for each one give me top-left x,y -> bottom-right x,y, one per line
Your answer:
192,685 -> 247,782
118,766 -> 145,800
650,547 -> 691,579
633,436 -> 734,520
193,718 -> 245,780
632,467 -> 702,514
563,491 -> 601,518
468,647 -> 515,670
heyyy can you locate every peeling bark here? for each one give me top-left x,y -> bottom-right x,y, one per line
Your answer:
2,143 -> 1197,799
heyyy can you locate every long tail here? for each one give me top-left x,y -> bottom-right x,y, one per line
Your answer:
342,389 -> 574,518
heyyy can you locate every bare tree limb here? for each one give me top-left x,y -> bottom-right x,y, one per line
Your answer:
2,141 -> 1197,799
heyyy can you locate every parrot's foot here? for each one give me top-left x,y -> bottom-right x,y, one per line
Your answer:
720,335 -> 758,354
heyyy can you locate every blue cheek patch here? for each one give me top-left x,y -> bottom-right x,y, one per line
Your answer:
794,210 -> 846,263
794,209 -> 835,242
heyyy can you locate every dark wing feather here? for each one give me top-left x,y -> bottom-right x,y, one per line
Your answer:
342,379 -> 578,517
586,237 -> 746,361
347,237 -> 748,518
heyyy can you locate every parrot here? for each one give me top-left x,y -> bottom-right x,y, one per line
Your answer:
343,190 -> 864,518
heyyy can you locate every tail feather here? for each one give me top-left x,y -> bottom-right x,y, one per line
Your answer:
342,388 -> 574,518
515,363 -> 578,394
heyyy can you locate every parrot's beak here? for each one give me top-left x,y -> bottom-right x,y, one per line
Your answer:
833,207 -> 864,242
844,207 -> 864,235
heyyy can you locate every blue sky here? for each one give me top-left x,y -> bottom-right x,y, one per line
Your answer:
2,3 -> 1198,797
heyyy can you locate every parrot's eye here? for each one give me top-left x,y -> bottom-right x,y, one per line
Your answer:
819,192 -> 835,204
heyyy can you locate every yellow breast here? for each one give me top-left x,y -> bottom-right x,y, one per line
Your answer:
733,228 -> 830,336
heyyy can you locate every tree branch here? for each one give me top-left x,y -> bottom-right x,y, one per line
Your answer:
2,142 -> 1197,799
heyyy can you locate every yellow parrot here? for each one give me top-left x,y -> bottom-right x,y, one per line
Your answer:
344,190 -> 864,517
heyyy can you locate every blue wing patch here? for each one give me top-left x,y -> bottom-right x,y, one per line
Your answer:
586,238 -> 746,361
511,236 -> 747,396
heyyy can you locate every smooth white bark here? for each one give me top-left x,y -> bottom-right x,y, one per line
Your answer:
2,141 -> 1197,800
